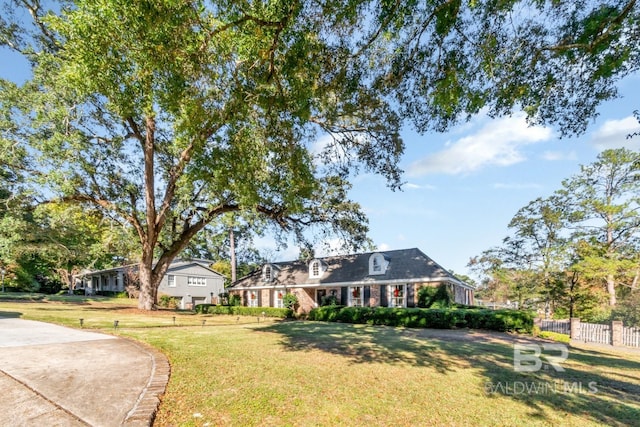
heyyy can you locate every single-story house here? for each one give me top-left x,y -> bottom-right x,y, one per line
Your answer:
229,248 -> 474,313
77,259 -> 226,309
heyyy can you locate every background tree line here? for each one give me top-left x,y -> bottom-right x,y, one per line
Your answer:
1,0 -> 638,308
470,147 -> 640,326
0,167 -> 264,292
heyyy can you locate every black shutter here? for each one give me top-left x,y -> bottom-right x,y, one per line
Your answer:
406,284 -> 415,308
341,286 -> 348,305
364,286 -> 371,307
380,285 -> 387,307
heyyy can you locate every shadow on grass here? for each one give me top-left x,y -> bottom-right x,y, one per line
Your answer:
258,321 -> 640,426
0,311 -> 23,318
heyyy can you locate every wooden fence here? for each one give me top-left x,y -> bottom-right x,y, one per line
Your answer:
622,326 -> 640,347
579,322 -> 611,345
538,318 -> 640,348
540,319 -> 570,335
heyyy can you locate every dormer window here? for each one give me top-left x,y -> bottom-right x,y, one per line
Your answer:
263,264 -> 273,282
309,259 -> 323,279
369,253 -> 388,275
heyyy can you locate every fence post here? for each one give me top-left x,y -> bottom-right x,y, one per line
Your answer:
570,317 -> 581,340
611,320 -> 623,347
534,317 -> 542,330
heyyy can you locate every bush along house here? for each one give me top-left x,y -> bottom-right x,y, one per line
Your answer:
229,248 -> 474,314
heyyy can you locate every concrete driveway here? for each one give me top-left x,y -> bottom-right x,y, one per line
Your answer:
0,317 -> 169,426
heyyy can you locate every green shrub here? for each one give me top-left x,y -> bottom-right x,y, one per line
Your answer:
206,305 -> 293,318
417,284 -> 452,308
158,294 -> 178,309
229,294 -> 241,306
308,306 -> 533,333
308,305 -> 345,321
207,305 -> 232,315
417,286 -> 437,307
194,303 -> 214,314
320,294 -> 339,306
282,293 -> 298,310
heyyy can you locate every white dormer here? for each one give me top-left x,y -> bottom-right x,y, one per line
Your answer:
308,259 -> 325,279
262,264 -> 275,282
369,253 -> 389,275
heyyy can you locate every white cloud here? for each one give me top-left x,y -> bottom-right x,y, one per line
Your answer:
541,150 -> 577,161
404,182 -> 437,190
407,113 -> 553,176
590,116 -> 640,150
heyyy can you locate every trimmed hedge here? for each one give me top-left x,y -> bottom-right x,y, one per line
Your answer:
194,303 -> 213,314
308,306 -> 533,333
200,304 -> 293,318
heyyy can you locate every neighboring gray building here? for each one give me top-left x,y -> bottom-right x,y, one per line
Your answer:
78,259 -> 226,309
229,248 -> 474,313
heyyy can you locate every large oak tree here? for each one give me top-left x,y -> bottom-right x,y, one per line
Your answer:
1,0 -> 638,309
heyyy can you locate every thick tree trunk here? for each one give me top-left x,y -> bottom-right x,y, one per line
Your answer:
57,269 -> 72,295
137,255 -> 175,310
138,262 -> 156,310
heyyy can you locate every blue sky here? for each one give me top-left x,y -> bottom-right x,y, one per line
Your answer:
341,74 -> 640,280
2,46 -> 640,280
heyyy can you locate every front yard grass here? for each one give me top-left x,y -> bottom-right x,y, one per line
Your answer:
1,298 -> 640,426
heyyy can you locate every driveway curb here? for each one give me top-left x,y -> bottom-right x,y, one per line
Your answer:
121,338 -> 171,426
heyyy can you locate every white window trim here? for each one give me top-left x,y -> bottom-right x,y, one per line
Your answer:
263,264 -> 273,282
349,286 -> 363,307
248,290 -> 259,307
389,284 -> 406,308
369,253 -> 388,275
274,290 -> 285,308
308,259 -> 323,279
168,275 -> 176,287
187,276 -> 207,287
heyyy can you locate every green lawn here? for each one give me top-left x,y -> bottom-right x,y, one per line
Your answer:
1,297 -> 639,426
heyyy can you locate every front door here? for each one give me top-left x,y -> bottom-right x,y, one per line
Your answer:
317,289 -> 327,306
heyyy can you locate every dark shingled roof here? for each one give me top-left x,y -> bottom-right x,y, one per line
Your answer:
231,248 -> 470,289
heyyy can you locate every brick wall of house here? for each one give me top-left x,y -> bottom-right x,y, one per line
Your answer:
260,289 -> 270,307
296,288 -> 316,313
230,280 -> 474,313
